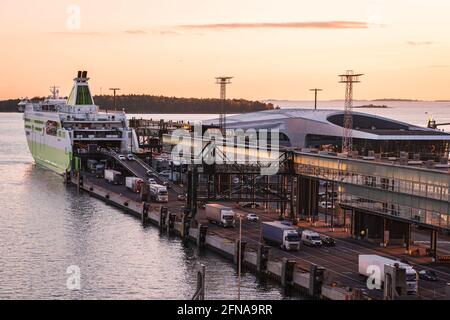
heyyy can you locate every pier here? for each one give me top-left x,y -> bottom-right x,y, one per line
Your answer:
68,118 -> 450,300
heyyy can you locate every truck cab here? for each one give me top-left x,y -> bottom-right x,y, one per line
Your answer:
283,230 -> 301,251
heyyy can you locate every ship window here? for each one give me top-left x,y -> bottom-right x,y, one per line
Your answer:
45,120 -> 58,136
76,85 -> 93,105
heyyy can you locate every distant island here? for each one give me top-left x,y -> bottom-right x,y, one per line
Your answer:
354,104 -> 389,109
372,98 -> 421,102
0,95 -> 274,114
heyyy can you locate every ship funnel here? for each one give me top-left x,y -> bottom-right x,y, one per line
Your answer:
82,71 -> 87,78
77,71 -> 82,78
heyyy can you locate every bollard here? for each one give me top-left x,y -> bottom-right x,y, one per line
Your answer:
446,283 -> 450,300
281,258 -> 295,287
191,264 -> 206,300
159,207 -> 168,230
181,210 -> 191,241
257,244 -> 270,274
234,240 -> 247,266
142,202 -> 149,226
197,224 -> 208,248
309,264 -> 325,298
168,213 -> 176,233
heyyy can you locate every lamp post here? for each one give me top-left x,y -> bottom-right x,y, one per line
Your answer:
109,88 -> 121,111
237,213 -> 243,300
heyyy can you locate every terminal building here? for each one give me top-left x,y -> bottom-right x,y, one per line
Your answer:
210,109 -> 450,160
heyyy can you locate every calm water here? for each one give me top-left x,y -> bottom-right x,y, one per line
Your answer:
0,113 -> 288,300
1,102 -> 448,299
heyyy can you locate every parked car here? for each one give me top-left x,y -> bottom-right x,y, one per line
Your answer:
177,194 -> 186,201
127,154 -> 135,161
148,178 -> 157,185
321,235 -> 336,247
146,170 -> 154,177
118,154 -> 126,161
246,213 -> 259,222
418,270 -> 438,282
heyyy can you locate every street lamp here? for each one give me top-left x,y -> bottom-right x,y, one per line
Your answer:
109,88 -> 121,111
237,213 -> 243,300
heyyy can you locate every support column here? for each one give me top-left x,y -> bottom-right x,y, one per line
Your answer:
405,223 -> 411,255
430,229 -> 438,261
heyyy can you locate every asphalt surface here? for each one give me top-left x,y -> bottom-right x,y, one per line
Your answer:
201,206 -> 450,300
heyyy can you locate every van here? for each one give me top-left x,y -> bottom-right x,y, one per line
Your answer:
301,230 -> 322,247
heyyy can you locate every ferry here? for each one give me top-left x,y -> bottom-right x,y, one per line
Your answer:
23,71 -> 138,175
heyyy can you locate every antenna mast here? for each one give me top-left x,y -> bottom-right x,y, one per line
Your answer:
339,70 -> 363,153
215,76 -> 233,136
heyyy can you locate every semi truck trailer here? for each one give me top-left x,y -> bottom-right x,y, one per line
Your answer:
262,222 -> 301,251
205,204 -> 235,228
358,254 -> 418,295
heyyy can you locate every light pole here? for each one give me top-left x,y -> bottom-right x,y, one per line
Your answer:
237,213 -> 243,301
309,88 -> 322,110
109,88 -> 121,111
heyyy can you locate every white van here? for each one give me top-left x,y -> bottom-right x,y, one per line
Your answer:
301,230 -> 322,247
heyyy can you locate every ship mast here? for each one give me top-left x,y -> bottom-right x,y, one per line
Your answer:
50,85 -> 60,99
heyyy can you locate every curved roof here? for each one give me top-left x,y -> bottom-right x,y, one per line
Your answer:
205,109 -> 450,148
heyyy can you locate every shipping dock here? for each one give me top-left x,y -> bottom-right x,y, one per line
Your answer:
67,115 -> 450,301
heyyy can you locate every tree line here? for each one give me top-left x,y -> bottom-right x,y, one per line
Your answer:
0,95 -> 274,113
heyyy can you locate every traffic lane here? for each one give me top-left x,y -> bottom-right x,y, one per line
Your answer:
208,215 -> 447,299
207,219 -> 369,290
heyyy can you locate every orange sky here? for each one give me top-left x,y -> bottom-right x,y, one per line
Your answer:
0,0 -> 449,101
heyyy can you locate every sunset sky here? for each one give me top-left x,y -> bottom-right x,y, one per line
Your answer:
0,0 -> 449,101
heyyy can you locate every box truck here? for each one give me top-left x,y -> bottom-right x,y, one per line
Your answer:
150,184 -> 169,203
126,177 -> 144,193
205,204 -> 235,228
358,254 -> 418,295
104,169 -> 122,185
262,221 -> 301,251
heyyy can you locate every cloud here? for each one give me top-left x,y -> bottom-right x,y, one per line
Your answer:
125,29 -> 180,36
178,21 -> 371,30
49,31 -> 108,36
124,29 -> 147,35
407,40 -> 434,46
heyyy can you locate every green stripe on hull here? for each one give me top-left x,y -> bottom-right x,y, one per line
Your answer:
27,139 -> 72,175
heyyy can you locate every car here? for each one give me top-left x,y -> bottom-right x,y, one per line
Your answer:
148,178 -> 157,185
177,194 -> 186,201
419,270 -> 438,282
118,155 -> 126,161
162,181 -> 172,189
127,154 -> 135,161
297,227 -> 306,237
320,235 -> 336,247
146,170 -> 154,177
241,202 -> 261,209
246,213 -> 259,222
319,201 -> 334,209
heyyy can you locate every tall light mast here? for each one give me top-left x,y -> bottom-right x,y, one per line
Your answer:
215,76 -> 233,136
339,70 -> 363,153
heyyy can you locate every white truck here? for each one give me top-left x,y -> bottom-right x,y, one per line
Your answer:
205,204 -> 235,228
301,230 -> 323,247
262,221 -> 301,251
104,169 -> 122,185
358,254 -> 418,295
150,184 -> 169,203
126,177 -> 143,193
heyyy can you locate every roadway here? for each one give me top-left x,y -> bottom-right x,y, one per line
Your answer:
199,206 -> 450,300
